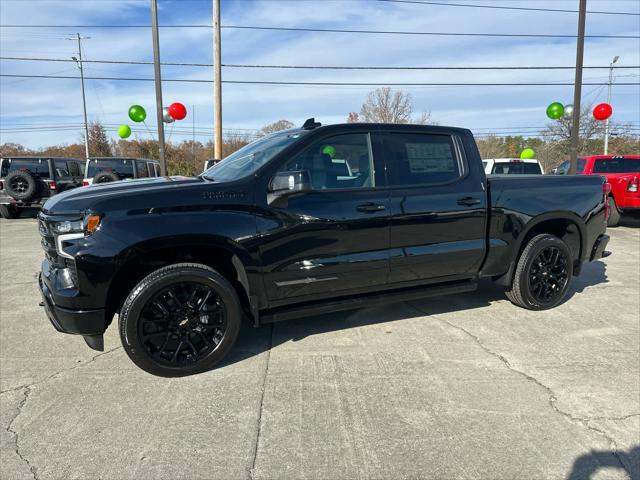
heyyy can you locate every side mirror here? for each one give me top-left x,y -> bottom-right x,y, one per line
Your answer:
269,170 -> 311,196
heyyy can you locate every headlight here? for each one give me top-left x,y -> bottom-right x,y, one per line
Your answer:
52,214 -> 101,235
53,220 -> 83,234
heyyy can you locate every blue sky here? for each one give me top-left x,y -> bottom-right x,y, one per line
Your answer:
1,0 -> 639,148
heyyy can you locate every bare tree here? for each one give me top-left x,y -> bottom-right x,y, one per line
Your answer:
359,87 -> 413,123
260,119 -> 295,136
346,112 -> 360,123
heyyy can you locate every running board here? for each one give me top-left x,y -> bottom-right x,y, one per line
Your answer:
259,280 -> 477,324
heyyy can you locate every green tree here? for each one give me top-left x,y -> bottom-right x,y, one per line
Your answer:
87,121 -> 112,158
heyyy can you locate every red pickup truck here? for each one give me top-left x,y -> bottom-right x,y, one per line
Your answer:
553,155 -> 639,226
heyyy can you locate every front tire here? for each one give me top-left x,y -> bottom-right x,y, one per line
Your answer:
119,263 -> 242,377
607,197 -> 621,227
506,234 -> 573,310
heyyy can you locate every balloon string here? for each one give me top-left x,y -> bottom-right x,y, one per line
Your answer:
166,121 -> 175,143
142,120 -> 154,137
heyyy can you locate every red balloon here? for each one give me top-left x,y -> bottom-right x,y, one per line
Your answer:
593,103 -> 613,121
168,102 -> 187,120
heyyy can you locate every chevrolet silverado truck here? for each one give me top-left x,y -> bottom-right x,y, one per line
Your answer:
38,120 -> 611,376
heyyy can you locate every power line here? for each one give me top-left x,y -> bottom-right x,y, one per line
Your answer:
219,25 -> 639,39
375,0 -> 640,16
3,56 -> 640,71
0,24 -> 638,39
3,73 -> 640,87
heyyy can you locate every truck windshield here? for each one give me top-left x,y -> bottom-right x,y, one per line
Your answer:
492,162 -> 542,174
592,157 -> 640,174
202,130 -> 306,182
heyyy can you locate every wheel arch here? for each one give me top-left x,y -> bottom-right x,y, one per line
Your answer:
104,236 -> 255,326
495,212 -> 585,286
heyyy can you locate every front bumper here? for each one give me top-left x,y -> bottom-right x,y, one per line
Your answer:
39,272 -> 106,350
590,234 -> 611,261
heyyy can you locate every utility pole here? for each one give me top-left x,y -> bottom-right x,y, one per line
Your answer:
213,0 -> 223,160
69,33 -> 90,160
604,55 -> 619,155
192,104 -> 196,162
150,0 -> 167,175
568,0 -> 587,175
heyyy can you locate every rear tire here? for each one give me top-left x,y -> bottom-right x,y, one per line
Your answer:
607,197 -> 621,227
4,170 -> 37,201
506,234 -> 573,310
119,263 -> 242,377
93,171 -> 120,183
0,204 -> 19,219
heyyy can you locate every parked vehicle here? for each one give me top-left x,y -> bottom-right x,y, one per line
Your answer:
551,155 -> 639,226
83,157 -> 161,185
0,157 -> 84,219
483,158 -> 544,175
38,120 -> 610,376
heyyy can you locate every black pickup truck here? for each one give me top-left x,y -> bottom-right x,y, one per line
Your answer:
38,120 -> 610,376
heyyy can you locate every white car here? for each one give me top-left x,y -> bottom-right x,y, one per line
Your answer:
482,158 -> 544,175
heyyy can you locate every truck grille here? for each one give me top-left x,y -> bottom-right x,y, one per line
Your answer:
38,214 -> 64,267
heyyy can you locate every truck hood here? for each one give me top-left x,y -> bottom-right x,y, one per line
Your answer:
42,176 -> 211,214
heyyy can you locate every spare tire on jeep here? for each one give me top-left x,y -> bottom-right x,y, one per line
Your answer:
4,170 -> 37,201
93,171 -> 120,183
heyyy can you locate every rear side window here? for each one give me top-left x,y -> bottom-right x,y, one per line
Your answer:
53,159 -> 71,179
87,159 -> 134,179
1,158 -> 51,178
135,160 -> 149,178
592,157 -> 640,174
491,162 -> 542,174
147,162 -> 156,177
384,133 -> 461,186
154,163 -> 161,176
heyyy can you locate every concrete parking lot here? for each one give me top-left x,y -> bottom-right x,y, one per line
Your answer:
1,212 -> 638,480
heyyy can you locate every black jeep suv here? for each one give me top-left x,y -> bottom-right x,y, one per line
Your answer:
38,120 -> 610,377
0,157 -> 85,218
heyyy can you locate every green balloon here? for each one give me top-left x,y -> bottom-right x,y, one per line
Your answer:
520,148 -> 535,160
546,102 -> 564,120
118,124 -> 131,139
128,104 -> 146,123
322,145 -> 336,158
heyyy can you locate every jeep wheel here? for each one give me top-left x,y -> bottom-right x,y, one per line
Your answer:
93,171 -> 120,183
119,263 -> 242,377
0,204 -> 19,219
607,197 -> 621,227
4,170 -> 37,201
505,234 -> 572,310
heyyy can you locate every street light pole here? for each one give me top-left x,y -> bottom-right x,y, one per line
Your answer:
568,0 -> 587,175
213,0 -> 223,160
604,55 -> 619,155
150,0 -> 167,176
70,33 -> 90,160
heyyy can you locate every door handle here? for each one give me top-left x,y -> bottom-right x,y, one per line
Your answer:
457,197 -> 481,206
356,203 -> 386,213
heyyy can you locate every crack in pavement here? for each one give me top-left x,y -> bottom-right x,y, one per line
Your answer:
2,346 -> 122,479
406,302 -> 633,476
248,324 -> 274,480
6,386 -> 39,480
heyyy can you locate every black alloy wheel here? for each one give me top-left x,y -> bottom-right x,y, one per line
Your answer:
10,177 -> 29,194
138,282 -> 227,367
119,263 -> 242,376
526,246 -> 569,303
506,234 -> 573,310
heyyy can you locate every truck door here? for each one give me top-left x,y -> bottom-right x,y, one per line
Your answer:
257,131 -> 390,305
381,130 -> 487,284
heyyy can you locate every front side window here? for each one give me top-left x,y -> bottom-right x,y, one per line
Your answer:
277,133 -> 374,190
1,158 -> 51,178
87,159 -> 134,179
385,133 -> 461,186
593,157 -> 640,174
